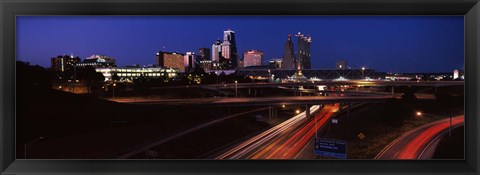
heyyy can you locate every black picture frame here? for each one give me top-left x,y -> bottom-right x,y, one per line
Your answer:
1,0 -> 479,174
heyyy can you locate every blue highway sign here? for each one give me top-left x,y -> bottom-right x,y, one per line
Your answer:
314,138 -> 347,159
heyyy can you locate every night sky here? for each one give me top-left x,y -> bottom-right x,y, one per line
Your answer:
16,16 -> 464,73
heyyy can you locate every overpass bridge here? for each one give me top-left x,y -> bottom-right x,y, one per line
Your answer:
112,95 -> 434,106
150,80 -> 464,90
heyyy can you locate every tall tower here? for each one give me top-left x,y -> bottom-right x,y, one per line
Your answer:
221,29 -> 238,69
296,32 -> 312,70
184,52 -> 196,73
283,34 -> 295,70
211,39 -> 222,62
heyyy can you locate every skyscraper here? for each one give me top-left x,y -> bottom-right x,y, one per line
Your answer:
184,52 -> 196,73
296,32 -> 312,70
211,39 -> 222,62
283,34 -> 295,70
220,29 -> 238,69
243,50 -> 264,67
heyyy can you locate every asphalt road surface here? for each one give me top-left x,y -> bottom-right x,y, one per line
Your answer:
375,115 -> 464,159
216,104 -> 339,159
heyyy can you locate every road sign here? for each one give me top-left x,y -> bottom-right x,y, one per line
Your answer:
357,132 -> 366,140
332,118 -> 338,124
314,138 -> 347,159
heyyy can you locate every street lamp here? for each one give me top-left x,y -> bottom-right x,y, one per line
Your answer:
24,136 -> 44,159
416,111 -> 453,137
416,111 -> 422,116
361,67 -> 365,79
234,80 -> 238,98
112,83 -> 117,100
295,109 -> 300,114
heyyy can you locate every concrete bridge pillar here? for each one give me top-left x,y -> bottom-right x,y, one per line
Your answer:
391,86 -> 395,97
268,106 -> 277,120
347,103 -> 351,117
305,104 -> 310,119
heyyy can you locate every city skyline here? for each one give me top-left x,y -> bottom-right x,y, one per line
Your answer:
17,16 -> 464,73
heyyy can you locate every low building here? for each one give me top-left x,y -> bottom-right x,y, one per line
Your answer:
75,54 -> 116,68
96,66 -> 178,81
199,60 -> 213,71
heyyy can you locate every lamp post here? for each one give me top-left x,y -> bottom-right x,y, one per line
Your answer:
112,83 -> 116,100
361,67 -> 365,79
416,111 -> 453,138
268,69 -> 271,82
234,80 -> 238,98
24,136 -> 44,159
449,114 -> 452,138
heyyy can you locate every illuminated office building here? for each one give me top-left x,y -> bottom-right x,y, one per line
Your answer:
220,29 -> 238,69
184,52 -> 196,72
50,54 -> 81,73
243,50 -> 264,67
75,54 -> 116,68
156,51 -> 185,72
211,40 -> 222,62
96,66 -> 178,81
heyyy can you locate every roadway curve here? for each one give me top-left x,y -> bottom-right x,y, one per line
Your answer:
375,115 -> 464,159
216,103 -> 339,159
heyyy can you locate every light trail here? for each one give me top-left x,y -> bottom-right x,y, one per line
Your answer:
216,105 -> 321,159
264,103 -> 339,159
216,103 -> 340,159
397,116 -> 464,159
375,115 -> 464,159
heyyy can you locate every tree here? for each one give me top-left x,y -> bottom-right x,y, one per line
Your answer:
111,72 -> 120,81
82,66 -> 104,94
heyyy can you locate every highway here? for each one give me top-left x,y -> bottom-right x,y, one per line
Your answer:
375,115 -> 464,159
216,104 -> 339,159
111,95 -> 413,106
150,80 -> 464,90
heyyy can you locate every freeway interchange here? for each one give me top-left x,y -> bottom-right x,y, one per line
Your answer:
109,80 -> 463,159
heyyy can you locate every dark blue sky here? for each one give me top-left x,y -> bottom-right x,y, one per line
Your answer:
17,16 -> 464,73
